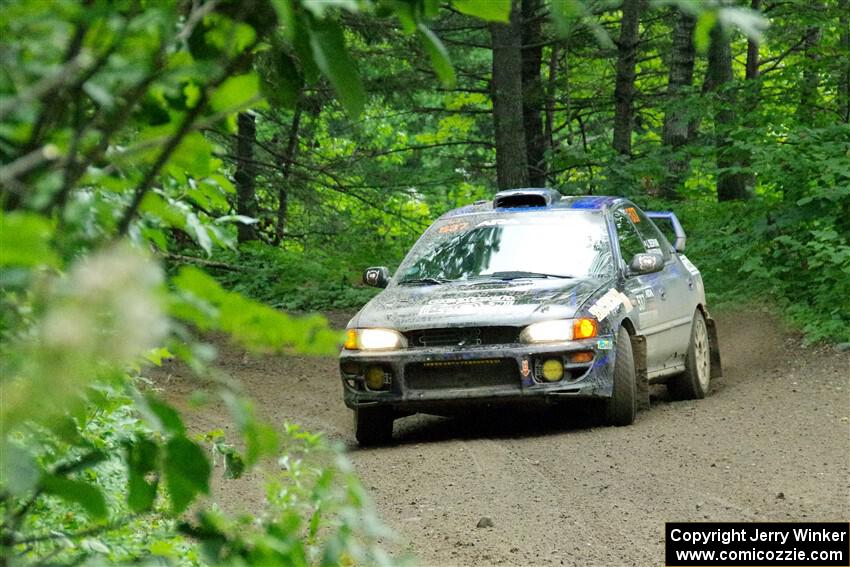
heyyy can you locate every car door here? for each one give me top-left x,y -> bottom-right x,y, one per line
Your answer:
629,206 -> 697,374
612,205 -> 691,375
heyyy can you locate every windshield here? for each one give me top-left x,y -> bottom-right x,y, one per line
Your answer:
396,211 -> 613,283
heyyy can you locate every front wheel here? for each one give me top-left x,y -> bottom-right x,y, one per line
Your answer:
354,407 -> 394,446
605,327 -> 637,426
668,310 -> 711,400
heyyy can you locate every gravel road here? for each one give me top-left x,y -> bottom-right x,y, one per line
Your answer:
155,309 -> 850,566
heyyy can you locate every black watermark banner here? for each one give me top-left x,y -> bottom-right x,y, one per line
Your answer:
666,522 -> 849,566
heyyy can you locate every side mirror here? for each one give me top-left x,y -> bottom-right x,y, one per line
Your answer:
363,266 -> 391,288
628,253 -> 664,276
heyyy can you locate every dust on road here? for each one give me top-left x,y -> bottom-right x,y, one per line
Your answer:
153,309 -> 850,566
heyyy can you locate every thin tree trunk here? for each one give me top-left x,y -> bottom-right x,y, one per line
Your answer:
660,8 -> 696,199
745,0 -> 761,80
521,0 -> 546,186
544,41 -> 561,175
797,16 -> 822,124
490,0 -> 529,189
705,25 -> 749,202
612,0 -> 643,156
838,0 -> 849,123
274,105 -> 302,245
741,0 -> 762,193
235,111 -> 259,242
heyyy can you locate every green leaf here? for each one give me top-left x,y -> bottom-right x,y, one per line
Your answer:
164,436 -> 211,513
694,10 -> 717,54
210,73 -> 261,114
302,0 -> 359,18
139,394 -> 186,435
126,437 -> 160,513
451,0 -> 510,22
0,442 -> 40,497
0,212 -> 58,268
418,24 -> 456,87
40,475 -> 108,519
145,346 -> 173,366
168,131 -> 212,178
308,18 -> 365,118
262,49 -> 303,109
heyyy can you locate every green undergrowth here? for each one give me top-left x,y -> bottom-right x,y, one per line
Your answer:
636,198 -> 850,344
201,243 -> 381,312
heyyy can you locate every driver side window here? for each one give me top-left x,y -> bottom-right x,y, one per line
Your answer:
613,208 -> 648,263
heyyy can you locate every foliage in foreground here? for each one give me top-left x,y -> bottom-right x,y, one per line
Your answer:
0,243 -> 391,566
0,0 -> 508,564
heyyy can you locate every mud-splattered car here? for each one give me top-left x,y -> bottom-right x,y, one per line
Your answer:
340,189 -> 721,445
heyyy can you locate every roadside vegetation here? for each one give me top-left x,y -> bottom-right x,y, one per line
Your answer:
1,0 -> 847,565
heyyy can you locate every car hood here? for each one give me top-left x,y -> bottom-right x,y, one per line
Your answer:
349,277 -> 610,331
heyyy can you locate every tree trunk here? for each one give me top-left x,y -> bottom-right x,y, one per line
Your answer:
797,15 -> 822,124
235,111 -> 259,242
660,8 -> 696,199
490,0 -> 529,189
705,25 -> 749,202
745,0 -> 761,80
612,0 -> 643,156
838,0 -> 849,123
274,106 -> 302,245
741,0 -> 762,193
521,0 -> 546,186
544,42 -> 562,167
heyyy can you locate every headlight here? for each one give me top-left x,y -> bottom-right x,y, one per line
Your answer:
520,318 -> 598,343
344,328 -> 407,351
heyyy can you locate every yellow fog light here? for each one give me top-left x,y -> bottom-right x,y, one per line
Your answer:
541,359 -> 564,382
365,366 -> 387,390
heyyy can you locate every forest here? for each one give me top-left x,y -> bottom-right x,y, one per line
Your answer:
1,0 -> 849,565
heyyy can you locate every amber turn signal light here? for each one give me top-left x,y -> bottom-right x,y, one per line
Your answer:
568,351 -> 594,363
344,329 -> 358,350
572,318 -> 598,339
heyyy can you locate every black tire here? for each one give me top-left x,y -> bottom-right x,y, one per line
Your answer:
354,407 -> 394,446
668,310 -> 711,400
605,327 -> 637,426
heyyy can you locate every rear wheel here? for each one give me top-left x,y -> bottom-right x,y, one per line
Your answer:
668,310 -> 711,400
354,407 -> 394,446
605,327 -> 637,426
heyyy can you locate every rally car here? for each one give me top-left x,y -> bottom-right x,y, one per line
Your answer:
340,189 -> 722,445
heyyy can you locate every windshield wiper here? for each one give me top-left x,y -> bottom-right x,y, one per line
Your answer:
476,271 -> 574,280
397,277 -> 451,286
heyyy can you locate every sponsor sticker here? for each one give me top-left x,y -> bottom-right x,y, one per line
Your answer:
418,295 -> 516,316
679,254 -> 701,276
438,222 -> 468,234
596,338 -> 613,350
588,288 -> 633,320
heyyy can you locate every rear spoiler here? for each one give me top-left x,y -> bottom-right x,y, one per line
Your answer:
645,211 -> 686,253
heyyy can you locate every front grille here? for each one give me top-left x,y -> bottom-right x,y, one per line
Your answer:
405,358 -> 519,390
405,326 -> 520,348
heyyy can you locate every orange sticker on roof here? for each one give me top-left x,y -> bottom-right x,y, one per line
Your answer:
625,207 -> 640,223
439,222 -> 468,234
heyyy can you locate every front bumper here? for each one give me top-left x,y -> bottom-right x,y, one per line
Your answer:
339,338 -> 617,413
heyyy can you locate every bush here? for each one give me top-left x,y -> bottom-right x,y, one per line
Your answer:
202,244 -> 380,312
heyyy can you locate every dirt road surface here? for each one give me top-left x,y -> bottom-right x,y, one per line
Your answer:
154,309 -> 850,566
